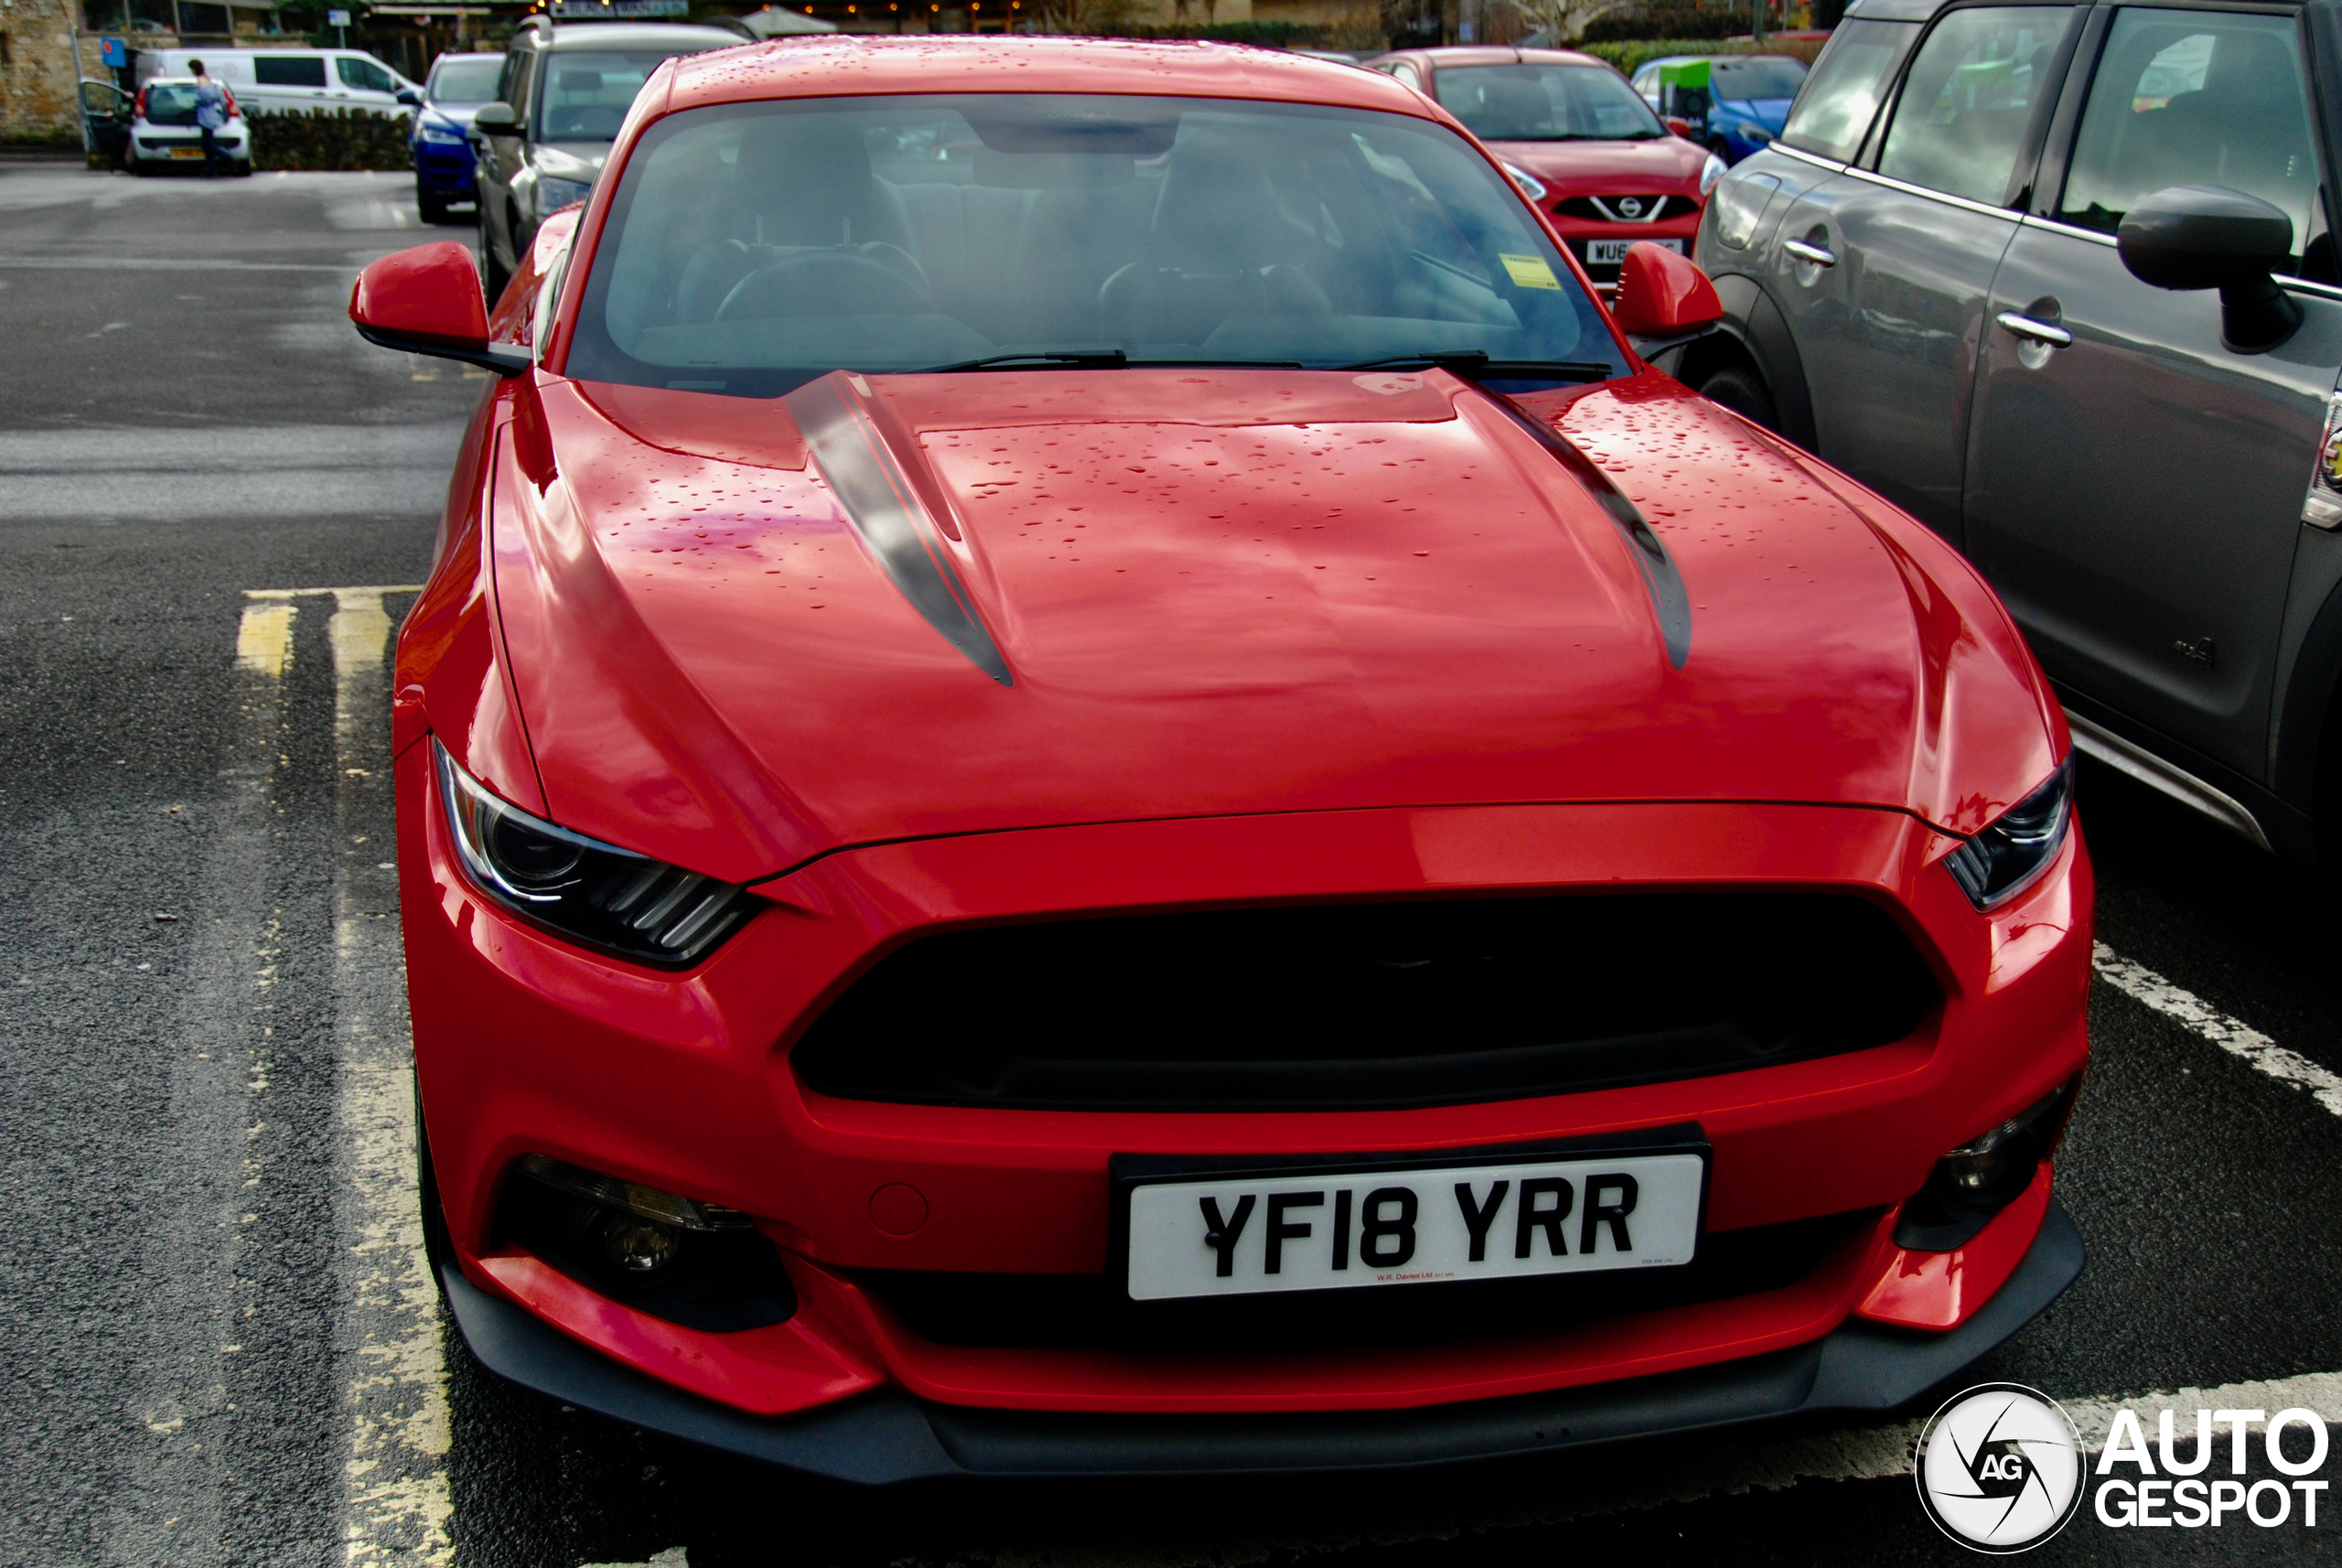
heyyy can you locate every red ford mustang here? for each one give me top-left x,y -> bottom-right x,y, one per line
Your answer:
352,35 -> 2090,1483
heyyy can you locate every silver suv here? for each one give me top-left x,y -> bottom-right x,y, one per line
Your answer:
1688,0 -> 2342,862
471,16 -> 747,303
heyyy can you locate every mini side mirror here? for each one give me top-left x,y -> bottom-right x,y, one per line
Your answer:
1663,115 -> 1694,139
472,101 -> 520,136
349,241 -> 530,375
1611,241 -> 1724,356
2118,184 -> 2303,353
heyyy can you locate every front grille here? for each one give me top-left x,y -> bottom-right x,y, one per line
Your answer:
790,893 -> 1939,1112
1554,194 -> 1692,223
859,1209 -> 1874,1350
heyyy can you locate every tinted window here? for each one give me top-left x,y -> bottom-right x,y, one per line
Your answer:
143,81 -> 199,124
569,94 -> 1625,398
2058,10 -> 2317,262
1780,18 -> 1917,161
537,49 -> 684,141
254,54 -> 327,87
428,59 -> 501,102
1876,6 -> 2068,203
338,56 -> 395,92
1711,59 -> 1808,100
1433,64 -> 1664,141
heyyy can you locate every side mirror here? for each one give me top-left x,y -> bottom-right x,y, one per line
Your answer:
1664,115 -> 1695,139
349,241 -> 530,375
1612,241 -> 1724,357
396,87 -> 424,107
472,101 -> 520,137
2118,184 -> 2303,353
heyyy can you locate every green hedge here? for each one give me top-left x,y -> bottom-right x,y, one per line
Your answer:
1578,35 -> 1826,79
248,107 -> 410,172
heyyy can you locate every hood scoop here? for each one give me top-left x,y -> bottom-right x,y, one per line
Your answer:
783,371 -> 1014,686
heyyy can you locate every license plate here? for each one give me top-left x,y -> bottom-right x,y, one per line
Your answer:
169,147 -> 203,159
1586,238 -> 1685,264
1118,1138 -> 1707,1302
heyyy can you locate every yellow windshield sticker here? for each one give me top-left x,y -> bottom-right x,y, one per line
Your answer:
1500,253 -> 1562,290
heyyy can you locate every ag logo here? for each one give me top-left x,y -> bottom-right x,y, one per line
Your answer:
1915,1384 -> 2086,1552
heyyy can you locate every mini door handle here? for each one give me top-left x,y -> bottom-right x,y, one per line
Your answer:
1784,238 -> 1837,266
1996,311 -> 2073,348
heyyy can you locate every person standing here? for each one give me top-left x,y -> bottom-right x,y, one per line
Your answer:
189,60 -> 228,177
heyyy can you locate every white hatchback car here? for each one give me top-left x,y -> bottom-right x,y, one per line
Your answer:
127,78 -> 252,175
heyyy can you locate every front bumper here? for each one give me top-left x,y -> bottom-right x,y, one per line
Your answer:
440,1196 -> 2085,1483
414,142 -> 476,193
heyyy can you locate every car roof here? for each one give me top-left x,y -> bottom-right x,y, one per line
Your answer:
664,36 -> 1445,118
541,21 -> 748,51
1380,46 -> 1607,68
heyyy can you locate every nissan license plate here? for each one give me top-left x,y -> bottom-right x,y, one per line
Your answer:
1586,238 -> 1684,264
1118,1141 -> 1706,1302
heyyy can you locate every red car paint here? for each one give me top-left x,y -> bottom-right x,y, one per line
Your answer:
371,36 -> 2090,1435
1371,48 -> 1712,285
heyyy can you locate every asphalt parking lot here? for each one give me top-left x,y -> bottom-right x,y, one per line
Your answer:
3,164 -> 2340,1567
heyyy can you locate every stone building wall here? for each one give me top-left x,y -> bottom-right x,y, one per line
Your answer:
0,5 -> 110,143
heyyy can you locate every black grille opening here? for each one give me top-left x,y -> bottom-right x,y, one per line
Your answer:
858,1210 -> 1874,1351
791,893 -> 1939,1112
1554,194 -> 1692,222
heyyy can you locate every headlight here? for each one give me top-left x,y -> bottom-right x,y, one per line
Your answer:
1699,152 -> 1728,197
1500,160 -> 1549,203
1944,760 -> 2073,910
435,742 -> 754,965
535,175 -> 593,215
419,122 -> 467,145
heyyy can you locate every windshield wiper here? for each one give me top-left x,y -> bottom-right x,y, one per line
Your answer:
1340,350 -> 1614,382
928,349 -> 1130,371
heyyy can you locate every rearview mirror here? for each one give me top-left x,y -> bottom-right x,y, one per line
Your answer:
2117,184 -> 2303,353
1611,241 -> 1724,356
349,241 -> 530,375
472,101 -> 519,136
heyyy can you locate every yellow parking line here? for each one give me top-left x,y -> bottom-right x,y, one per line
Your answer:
233,603 -> 295,679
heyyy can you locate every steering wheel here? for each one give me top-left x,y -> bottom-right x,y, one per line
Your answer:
714,249 -> 931,321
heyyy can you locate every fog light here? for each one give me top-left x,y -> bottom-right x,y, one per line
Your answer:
1894,1080 -> 2079,1251
595,1210 -> 684,1273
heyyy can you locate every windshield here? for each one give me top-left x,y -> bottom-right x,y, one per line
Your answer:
537,50 -> 692,143
429,59 -> 501,103
1710,59 -> 1808,100
1433,65 -> 1665,141
568,93 -> 1626,398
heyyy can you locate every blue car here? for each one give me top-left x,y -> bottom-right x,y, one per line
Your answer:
412,50 -> 504,224
1631,53 -> 1807,165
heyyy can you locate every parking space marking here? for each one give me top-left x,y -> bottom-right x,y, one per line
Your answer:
233,602 -> 295,680
2094,941 -> 2342,1117
242,586 -> 450,1563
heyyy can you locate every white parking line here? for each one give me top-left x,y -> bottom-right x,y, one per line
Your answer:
2093,942 -> 2342,1117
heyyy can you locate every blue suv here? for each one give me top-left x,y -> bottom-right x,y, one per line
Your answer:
412,51 -> 503,224
1633,54 -> 1809,164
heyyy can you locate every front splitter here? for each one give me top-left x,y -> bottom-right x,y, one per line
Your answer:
440,1197 -> 2085,1486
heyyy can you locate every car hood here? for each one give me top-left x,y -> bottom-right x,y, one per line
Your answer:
424,100 -> 489,129
471,368 -> 2059,883
1485,135 -> 1709,193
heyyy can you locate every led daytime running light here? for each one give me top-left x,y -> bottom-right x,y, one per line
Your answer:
1943,760 -> 2073,911
435,742 -> 754,965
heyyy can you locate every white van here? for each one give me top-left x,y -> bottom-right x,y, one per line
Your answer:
134,48 -> 421,119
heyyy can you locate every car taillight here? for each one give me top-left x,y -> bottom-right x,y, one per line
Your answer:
225,87 -> 239,119
133,87 -> 146,119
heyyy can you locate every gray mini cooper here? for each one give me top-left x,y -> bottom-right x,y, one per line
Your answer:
1686,0 -> 2342,862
